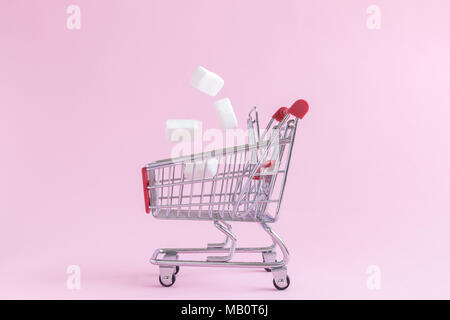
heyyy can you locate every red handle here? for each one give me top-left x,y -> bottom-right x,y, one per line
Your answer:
142,167 -> 150,214
288,99 -> 309,119
272,107 -> 288,122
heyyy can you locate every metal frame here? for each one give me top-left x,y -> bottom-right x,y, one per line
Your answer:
142,106 -> 301,290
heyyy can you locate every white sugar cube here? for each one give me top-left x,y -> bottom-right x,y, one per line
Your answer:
214,98 -> 238,130
184,158 -> 219,180
190,66 -> 224,96
166,119 -> 201,142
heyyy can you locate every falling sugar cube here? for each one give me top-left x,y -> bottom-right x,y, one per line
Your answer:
214,98 -> 238,130
190,66 -> 224,97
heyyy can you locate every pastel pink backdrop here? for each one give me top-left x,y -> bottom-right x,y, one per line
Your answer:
1,0 -> 449,299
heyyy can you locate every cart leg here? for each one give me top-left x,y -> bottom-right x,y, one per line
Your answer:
261,223 -> 290,290
207,221 -> 232,248
158,252 -> 178,287
207,221 -> 237,262
261,223 -> 289,265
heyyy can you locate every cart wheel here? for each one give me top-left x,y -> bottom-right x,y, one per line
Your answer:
159,274 -> 176,287
174,266 -> 180,275
273,275 -> 290,290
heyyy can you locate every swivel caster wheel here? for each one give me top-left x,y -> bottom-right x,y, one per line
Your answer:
159,263 -> 177,287
272,266 -> 290,290
273,275 -> 290,290
159,274 -> 176,287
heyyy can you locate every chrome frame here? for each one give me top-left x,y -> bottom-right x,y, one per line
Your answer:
142,106 -> 301,289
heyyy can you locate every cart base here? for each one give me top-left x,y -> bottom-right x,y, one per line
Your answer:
149,222 -> 290,290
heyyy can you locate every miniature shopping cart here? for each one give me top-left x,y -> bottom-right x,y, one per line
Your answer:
141,99 -> 309,290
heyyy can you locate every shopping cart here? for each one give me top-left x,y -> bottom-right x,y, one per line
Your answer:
141,99 -> 309,290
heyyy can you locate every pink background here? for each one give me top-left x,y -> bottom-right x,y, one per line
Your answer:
1,0 -> 449,299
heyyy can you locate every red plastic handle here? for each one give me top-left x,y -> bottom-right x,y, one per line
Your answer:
288,99 -> 309,119
272,107 -> 288,122
142,167 -> 150,214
